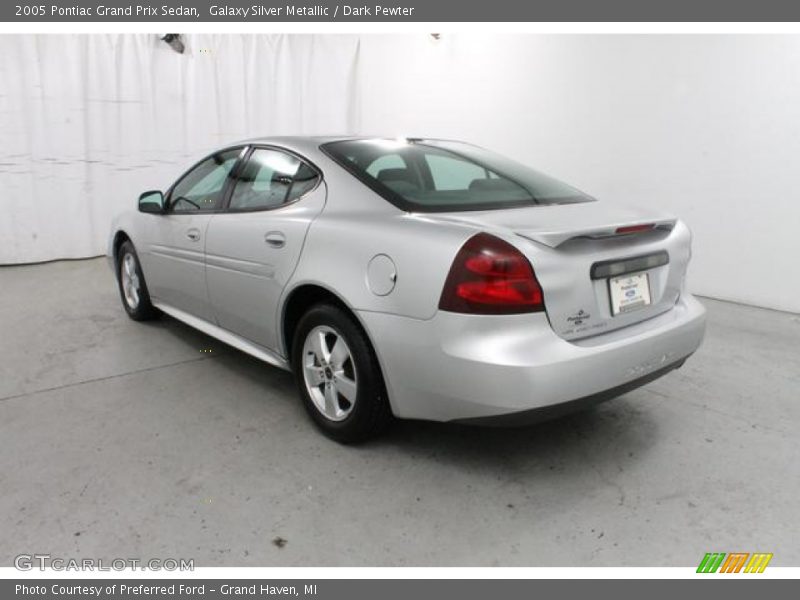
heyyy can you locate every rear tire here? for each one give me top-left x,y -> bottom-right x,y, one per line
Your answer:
292,304 -> 392,443
116,240 -> 158,321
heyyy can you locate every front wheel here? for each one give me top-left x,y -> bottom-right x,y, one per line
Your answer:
116,240 -> 158,321
292,304 -> 392,443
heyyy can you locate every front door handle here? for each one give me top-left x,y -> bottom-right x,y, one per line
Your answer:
186,228 -> 201,242
265,231 -> 286,248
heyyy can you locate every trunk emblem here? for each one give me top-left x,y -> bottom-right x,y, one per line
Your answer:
567,309 -> 590,325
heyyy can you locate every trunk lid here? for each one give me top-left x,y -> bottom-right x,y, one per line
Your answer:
430,201 -> 691,341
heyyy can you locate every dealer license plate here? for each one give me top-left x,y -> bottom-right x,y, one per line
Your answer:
609,272 -> 652,316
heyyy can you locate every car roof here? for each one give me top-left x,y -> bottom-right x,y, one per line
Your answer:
239,135 -> 356,144
225,135 -> 353,159
229,135 -> 457,158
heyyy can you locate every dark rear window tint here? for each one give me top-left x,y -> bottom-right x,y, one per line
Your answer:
321,139 -> 594,212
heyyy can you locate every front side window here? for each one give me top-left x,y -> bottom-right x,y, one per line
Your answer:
322,139 -> 595,212
168,148 -> 241,213
228,148 -> 319,211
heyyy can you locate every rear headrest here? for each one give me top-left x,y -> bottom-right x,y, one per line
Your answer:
377,168 -> 417,186
468,178 -> 520,192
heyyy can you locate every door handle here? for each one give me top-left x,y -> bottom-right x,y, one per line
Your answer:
186,228 -> 201,242
264,231 -> 286,248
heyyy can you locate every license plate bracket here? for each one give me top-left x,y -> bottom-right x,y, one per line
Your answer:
609,272 -> 652,316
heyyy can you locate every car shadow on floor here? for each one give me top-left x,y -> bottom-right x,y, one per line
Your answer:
154,311 -> 661,475
375,399 -> 660,477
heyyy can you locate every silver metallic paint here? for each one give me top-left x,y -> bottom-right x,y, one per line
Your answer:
109,136 -> 706,423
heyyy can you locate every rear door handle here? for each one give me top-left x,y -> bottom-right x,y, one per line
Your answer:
264,231 -> 286,248
186,228 -> 201,242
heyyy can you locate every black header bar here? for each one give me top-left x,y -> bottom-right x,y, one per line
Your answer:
5,0 -> 800,22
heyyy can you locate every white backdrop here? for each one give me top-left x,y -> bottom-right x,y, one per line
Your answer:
1,34 -> 798,312
0,34 -> 360,263
357,35 -> 800,313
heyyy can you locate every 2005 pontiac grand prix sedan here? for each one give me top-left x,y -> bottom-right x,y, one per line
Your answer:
109,137 -> 706,442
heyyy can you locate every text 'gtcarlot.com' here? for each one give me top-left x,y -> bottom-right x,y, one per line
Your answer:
14,554 -> 193,571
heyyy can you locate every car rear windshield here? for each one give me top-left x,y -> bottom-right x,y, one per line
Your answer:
321,139 -> 595,212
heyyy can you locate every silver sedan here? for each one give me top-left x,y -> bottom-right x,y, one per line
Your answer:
109,137 -> 706,442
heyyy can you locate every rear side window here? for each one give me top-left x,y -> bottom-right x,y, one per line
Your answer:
228,148 -> 319,211
322,139 -> 594,213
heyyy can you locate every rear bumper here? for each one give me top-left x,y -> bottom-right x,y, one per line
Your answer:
455,355 -> 689,426
358,293 -> 706,422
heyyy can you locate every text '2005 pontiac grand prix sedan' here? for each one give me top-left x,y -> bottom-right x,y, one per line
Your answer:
109,137 -> 706,442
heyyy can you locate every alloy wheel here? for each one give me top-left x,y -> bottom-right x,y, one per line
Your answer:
301,325 -> 358,421
120,253 -> 141,310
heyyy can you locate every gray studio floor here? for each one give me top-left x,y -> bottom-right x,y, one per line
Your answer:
1,258 -> 798,567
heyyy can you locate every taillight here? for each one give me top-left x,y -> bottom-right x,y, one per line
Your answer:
615,223 -> 655,235
439,233 -> 545,315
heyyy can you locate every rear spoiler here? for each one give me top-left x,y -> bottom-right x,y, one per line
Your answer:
516,220 -> 676,248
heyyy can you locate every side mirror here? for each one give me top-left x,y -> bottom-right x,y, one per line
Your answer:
138,190 -> 165,214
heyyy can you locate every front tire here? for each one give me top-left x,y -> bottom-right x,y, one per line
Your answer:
116,240 -> 158,321
292,304 -> 392,443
